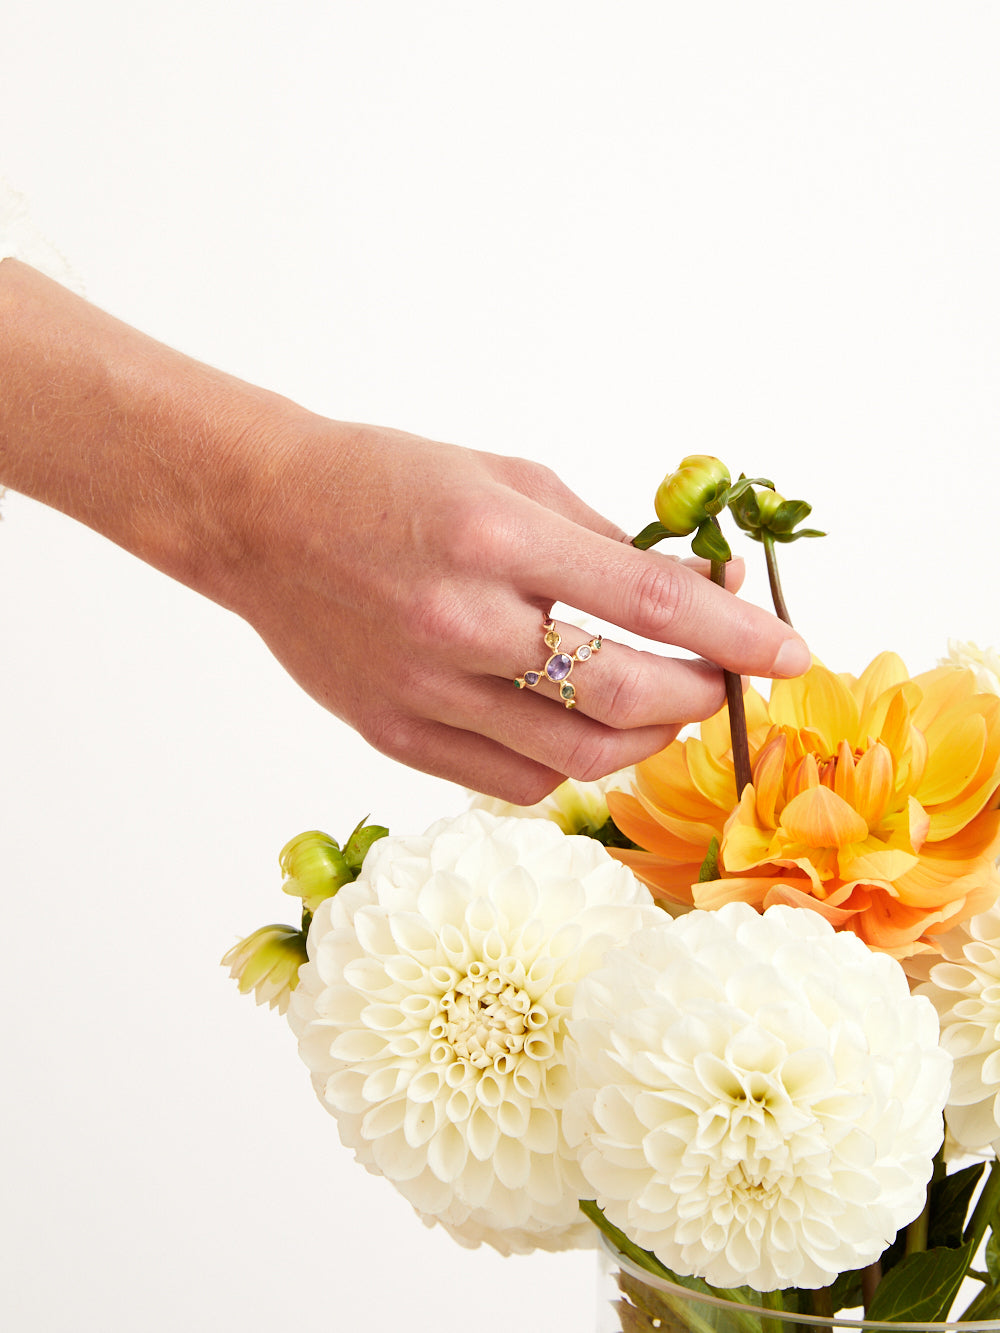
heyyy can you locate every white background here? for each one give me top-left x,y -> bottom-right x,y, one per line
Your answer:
2,4 -> 998,1330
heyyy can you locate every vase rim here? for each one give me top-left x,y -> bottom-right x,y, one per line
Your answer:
599,1234 -> 1000,1331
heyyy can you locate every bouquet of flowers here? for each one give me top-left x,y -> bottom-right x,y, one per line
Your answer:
224,459 -> 1000,1330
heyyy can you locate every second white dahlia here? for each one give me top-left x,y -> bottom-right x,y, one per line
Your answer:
918,905 -> 1000,1153
289,809 -> 660,1253
564,902 -> 950,1290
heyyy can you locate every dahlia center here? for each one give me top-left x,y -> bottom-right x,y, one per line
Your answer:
432,966 -> 539,1070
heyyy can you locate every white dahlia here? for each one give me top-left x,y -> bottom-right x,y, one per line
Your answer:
469,770 -> 633,838
564,902 -> 950,1291
918,905 -> 1000,1153
940,640 -> 1000,696
289,809 -> 660,1253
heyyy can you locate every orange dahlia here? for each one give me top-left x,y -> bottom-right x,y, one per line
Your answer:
608,654 -> 1000,958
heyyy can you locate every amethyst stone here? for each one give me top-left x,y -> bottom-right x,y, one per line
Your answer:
545,654 -> 573,682
524,671 -> 541,687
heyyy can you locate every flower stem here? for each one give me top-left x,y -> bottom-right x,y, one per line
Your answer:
762,533 -> 793,627
710,544 -> 752,798
861,1260 -> 882,1314
810,1287 -> 834,1319
964,1157 -> 1000,1253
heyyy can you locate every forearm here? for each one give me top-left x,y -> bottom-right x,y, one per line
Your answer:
0,259 -> 311,609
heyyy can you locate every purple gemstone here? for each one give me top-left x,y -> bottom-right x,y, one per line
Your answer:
546,654 -> 573,682
524,671 -> 540,686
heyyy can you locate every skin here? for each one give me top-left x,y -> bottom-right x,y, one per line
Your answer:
0,259 -> 810,800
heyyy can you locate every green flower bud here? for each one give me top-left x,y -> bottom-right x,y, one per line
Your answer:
755,487 -> 786,525
728,483 -> 823,545
343,818 -> 389,872
279,830 -> 351,913
654,455 -> 731,536
221,924 -> 308,1015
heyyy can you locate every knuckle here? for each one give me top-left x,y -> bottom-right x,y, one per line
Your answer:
624,560 -> 694,640
398,580 -> 468,654
559,730 -> 619,785
441,492 -> 520,574
600,658 -> 647,727
497,455 -> 562,502
361,707 -> 427,763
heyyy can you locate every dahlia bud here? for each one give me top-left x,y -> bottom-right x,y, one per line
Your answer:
654,455 -> 731,536
221,924 -> 308,1015
728,483 -> 823,545
755,486 -> 786,525
279,830 -> 351,913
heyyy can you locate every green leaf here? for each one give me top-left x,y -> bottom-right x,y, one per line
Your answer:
929,1162 -> 986,1250
691,520 -> 732,563
770,527 -> 826,544
827,1267 -> 865,1315
865,1241 -> 977,1323
590,817 -> 639,851
632,521 -> 676,550
727,491 -> 760,534
343,818 -> 389,872
962,1282 -> 1000,1324
698,837 -> 721,882
987,1226 -> 1000,1283
724,475 -> 775,505
768,499 -> 812,533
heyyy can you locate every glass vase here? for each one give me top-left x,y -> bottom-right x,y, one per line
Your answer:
596,1238 -> 1000,1333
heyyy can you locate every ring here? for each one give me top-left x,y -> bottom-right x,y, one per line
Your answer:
513,619 -> 603,709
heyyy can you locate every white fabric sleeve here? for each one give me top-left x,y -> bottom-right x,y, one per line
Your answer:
0,177 -> 85,295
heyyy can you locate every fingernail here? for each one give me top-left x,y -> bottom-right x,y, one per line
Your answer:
772,636 -> 811,677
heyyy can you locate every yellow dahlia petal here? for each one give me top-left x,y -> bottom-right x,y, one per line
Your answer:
852,742 -> 895,828
605,847 -> 698,906
853,652 -> 912,732
686,737 -> 742,809
606,791 -> 702,863
780,786 -> 869,850
760,882 -> 860,927
769,662 -> 859,749
750,734 -> 787,828
918,712 -> 987,805
637,744 -> 724,822
840,844 -> 920,883
832,740 -> 857,807
786,753 -> 821,801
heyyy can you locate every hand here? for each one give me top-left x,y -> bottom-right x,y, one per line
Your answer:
0,261 -> 809,802
219,420 -> 809,801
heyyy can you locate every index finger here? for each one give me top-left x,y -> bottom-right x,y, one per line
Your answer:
513,510 -> 810,680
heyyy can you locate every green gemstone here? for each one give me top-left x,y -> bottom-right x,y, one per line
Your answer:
560,683 -> 575,700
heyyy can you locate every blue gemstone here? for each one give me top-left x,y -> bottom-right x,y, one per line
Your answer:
546,654 -> 573,682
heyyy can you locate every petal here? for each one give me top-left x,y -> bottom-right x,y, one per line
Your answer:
780,786 -> 869,850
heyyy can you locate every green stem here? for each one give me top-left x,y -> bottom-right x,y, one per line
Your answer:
964,1157 -> 1000,1252
762,533 -> 793,627
906,1144 -> 944,1258
904,1191 -> 931,1257
759,1289 -> 785,1333
710,551 -> 753,798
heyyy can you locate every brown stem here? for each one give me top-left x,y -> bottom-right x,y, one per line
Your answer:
861,1260 -> 882,1313
709,552 -> 753,798
762,534 -> 793,626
